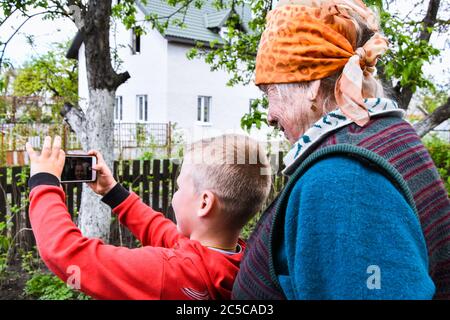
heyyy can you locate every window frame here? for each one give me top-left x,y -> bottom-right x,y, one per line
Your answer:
197,96 -> 212,124
114,96 -> 123,122
136,95 -> 149,122
131,27 -> 141,54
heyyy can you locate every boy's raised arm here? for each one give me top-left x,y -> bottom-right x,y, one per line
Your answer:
85,148 -> 180,248
29,183 -> 169,299
101,183 -> 180,248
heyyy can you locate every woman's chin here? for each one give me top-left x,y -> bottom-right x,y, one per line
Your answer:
284,131 -> 297,144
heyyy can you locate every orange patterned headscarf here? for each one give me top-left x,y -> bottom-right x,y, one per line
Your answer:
255,0 -> 389,126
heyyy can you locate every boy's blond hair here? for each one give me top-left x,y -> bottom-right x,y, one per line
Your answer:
184,134 -> 272,229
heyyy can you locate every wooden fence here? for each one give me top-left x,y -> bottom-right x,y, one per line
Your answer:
0,158 -> 180,251
0,153 -> 285,251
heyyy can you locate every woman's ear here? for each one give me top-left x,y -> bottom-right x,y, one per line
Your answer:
197,190 -> 216,218
307,79 -> 321,100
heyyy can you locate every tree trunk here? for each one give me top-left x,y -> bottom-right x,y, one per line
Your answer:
414,97 -> 450,137
78,89 -> 116,239
62,0 -> 129,242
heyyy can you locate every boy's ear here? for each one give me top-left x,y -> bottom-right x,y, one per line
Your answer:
197,191 -> 216,218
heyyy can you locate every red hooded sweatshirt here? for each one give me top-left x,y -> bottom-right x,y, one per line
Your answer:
28,173 -> 245,300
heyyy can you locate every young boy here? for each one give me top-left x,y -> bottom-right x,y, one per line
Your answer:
26,134 -> 271,300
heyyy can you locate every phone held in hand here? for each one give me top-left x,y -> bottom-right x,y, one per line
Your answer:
61,154 -> 97,183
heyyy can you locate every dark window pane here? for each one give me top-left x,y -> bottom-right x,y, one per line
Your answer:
205,97 -> 211,122
144,96 -> 148,121
204,102 -> 209,122
119,97 -> 123,120
139,97 -> 143,120
197,97 -> 202,121
136,33 -> 141,53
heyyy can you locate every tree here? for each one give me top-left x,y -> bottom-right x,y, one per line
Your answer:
2,0 -> 448,241
9,42 -> 78,122
188,0 -> 450,137
0,0 -> 212,241
0,1 -> 129,241
1,0 -> 131,240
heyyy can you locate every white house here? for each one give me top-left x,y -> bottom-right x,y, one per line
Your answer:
66,0 -> 273,151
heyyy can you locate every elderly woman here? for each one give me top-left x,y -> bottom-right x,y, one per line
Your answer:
232,0 -> 450,299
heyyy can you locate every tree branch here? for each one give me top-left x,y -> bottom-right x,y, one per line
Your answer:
0,7 -> 19,28
419,0 -> 441,43
0,10 -> 59,71
114,71 -> 131,88
60,102 -> 88,144
413,96 -> 450,137
395,0 -> 441,110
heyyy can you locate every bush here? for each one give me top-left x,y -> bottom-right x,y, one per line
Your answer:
423,135 -> 450,195
24,272 -> 90,300
0,222 -> 12,276
241,212 -> 262,241
21,248 -> 90,300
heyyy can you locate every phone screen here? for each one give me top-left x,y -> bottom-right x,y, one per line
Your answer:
61,156 -> 95,183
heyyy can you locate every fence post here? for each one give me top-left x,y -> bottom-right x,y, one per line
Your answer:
0,167 -> 6,220
62,124 -> 67,151
0,128 -> 4,167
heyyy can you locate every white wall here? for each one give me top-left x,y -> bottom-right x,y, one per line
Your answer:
77,8 -> 273,147
166,42 -> 266,142
113,12 -> 168,123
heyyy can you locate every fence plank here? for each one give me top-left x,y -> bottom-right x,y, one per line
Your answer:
142,160 -> 150,205
0,167 -> 6,219
66,183 -> 75,215
24,172 -> 35,250
118,160 -> 135,246
113,160 -> 119,184
75,183 -> 82,213
162,159 -> 170,214
11,167 -> 23,250
166,161 -> 179,222
122,160 -> 131,191
152,160 -> 161,211
132,160 -> 141,196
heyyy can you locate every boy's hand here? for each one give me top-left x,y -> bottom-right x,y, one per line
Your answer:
25,136 -> 65,180
87,150 -> 117,196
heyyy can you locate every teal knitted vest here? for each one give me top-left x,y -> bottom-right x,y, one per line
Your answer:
232,115 -> 450,300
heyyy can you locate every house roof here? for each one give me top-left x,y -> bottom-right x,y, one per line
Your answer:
66,0 -> 252,59
137,0 -> 251,43
204,9 -> 232,29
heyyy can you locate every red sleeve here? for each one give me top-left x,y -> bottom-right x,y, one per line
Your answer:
112,192 -> 181,248
29,185 -> 168,300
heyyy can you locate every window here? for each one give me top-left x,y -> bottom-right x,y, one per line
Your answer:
197,96 -> 211,123
131,27 -> 141,54
115,96 -> 123,121
136,95 -> 148,122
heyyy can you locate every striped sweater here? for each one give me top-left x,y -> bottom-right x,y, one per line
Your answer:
318,116 -> 450,298
232,115 -> 450,299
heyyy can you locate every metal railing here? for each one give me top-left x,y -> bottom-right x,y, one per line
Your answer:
0,122 -> 171,166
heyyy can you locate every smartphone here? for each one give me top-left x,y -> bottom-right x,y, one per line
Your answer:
61,154 -> 97,183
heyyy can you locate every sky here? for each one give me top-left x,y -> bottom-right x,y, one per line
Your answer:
1,1 -> 449,84
1,10 -> 77,66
